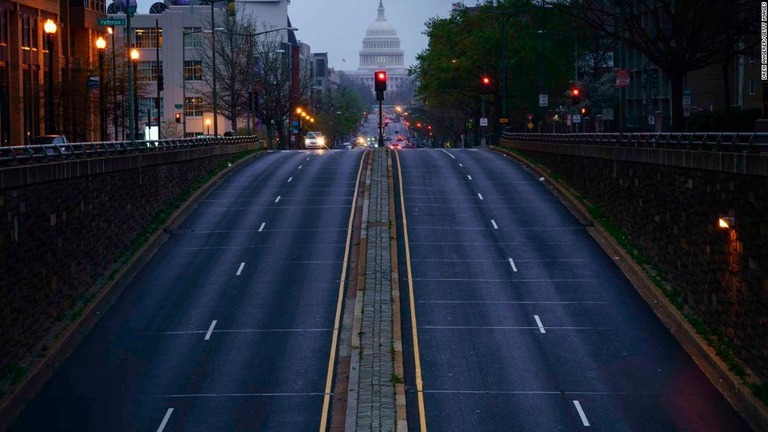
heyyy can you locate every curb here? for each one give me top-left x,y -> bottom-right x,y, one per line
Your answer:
0,148 -> 264,429
491,145 -> 768,431
388,149 -> 408,432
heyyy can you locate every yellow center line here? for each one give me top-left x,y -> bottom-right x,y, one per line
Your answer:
319,151 -> 366,432
395,150 -> 428,432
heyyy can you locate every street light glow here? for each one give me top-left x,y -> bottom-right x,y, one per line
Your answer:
130,48 -> 139,61
95,36 -> 106,50
44,19 -> 57,35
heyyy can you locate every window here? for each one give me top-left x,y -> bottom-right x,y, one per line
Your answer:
184,27 -> 203,48
134,27 -> 162,49
138,97 -> 163,120
137,61 -> 162,82
184,60 -> 202,81
749,80 -> 756,95
184,97 -> 204,117
21,14 -> 30,51
89,0 -> 105,13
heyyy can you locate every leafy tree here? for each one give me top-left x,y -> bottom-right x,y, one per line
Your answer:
553,0 -> 759,130
315,85 -> 367,145
411,0 -> 587,140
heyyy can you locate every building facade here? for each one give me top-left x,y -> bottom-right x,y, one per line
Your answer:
1,0 -> 107,145
111,0 -> 291,138
346,0 -> 410,96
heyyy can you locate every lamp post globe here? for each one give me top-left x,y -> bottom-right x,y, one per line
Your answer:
44,19 -> 57,135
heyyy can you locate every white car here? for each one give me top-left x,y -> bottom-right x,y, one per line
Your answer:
304,131 -> 325,149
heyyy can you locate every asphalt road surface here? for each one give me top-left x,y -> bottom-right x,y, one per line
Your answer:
10,149 -> 364,431
393,148 -> 752,432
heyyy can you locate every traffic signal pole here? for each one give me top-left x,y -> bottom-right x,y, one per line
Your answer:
374,70 -> 386,147
378,101 -> 383,147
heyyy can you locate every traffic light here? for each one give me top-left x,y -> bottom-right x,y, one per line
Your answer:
571,87 -> 581,104
481,75 -> 491,93
375,70 -> 387,102
375,71 -> 387,92
175,112 -> 181,123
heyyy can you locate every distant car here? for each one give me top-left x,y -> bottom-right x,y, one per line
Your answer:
304,131 -> 325,149
31,135 -> 71,155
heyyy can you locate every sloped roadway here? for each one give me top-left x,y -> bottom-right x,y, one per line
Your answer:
10,149 -> 365,431
393,148 -> 752,431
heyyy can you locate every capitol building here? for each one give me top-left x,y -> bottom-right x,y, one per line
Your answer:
346,1 -> 411,95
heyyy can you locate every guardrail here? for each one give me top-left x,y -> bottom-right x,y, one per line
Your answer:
501,132 -> 768,153
0,136 -> 263,166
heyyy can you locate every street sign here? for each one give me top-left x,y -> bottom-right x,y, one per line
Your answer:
499,118 -> 509,123
572,114 -> 582,123
538,94 -> 548,107
682,94 -> 692,108
98,18 -> 126,26
480,118 -> 488,127
527,122 -> 534,130
648,115 -> 655,125
175,104 -> 183,109
616,68 -> 630,87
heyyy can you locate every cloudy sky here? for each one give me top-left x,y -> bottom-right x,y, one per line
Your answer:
288,0 -> 462,70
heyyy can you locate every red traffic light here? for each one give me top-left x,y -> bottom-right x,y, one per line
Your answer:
482,76 -> 491,85
375,70 -> 387,92
572,88 -> 580,96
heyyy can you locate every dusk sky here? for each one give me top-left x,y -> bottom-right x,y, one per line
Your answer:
288,0 -> 463,71
134,0 -> 467,71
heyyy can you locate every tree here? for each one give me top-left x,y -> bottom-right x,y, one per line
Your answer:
315,85 -> 367,145
411,0 -> 586,140
196,4 -> 257,133
553,0 -> 759,130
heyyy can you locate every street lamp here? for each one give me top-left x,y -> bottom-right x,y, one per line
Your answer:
108,27 -> 118,140
96,36 -> 107,141
44,19 -> 57,135
130,48 -> 140,140
205,117 -> 211,135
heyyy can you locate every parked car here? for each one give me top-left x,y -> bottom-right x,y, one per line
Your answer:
31,135 -> 71,155
304,131 -> 325,149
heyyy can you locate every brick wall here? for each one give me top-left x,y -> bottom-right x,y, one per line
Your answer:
501,139 -> 768,381
0,144 -> 258,376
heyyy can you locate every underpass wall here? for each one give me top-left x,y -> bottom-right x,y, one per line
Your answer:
0,144 -> 259,378
499,138 -> 768,382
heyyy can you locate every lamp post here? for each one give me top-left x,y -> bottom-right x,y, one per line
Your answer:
96,36 -> 107,141
199,0 -> 231,136
44,19 -> 57,134
205,117 -> 211,135
130,48 -> 139,140
108,27 -> 118,140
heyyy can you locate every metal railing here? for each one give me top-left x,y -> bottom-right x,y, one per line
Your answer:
501,132 -> 768,153
0,136 -> 263,166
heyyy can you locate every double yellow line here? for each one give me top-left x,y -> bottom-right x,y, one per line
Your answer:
395,150 -> 428,431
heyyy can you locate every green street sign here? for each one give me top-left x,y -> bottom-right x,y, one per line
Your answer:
98,18 -> 126,27
175,104 -> 183,109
